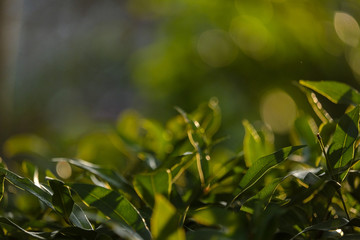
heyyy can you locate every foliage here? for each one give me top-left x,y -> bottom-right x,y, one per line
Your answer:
1,80 -> 360,239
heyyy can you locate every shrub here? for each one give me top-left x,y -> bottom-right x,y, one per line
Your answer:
1,80 -> 360,239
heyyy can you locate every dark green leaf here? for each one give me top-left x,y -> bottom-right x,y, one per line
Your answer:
328,106 -> 359,181
300,80 -> 360,105
151,194 -> 185,240
0,217 -> 48,240
0,174 -> 4,202
54,158 -> 136,197
70,204 -> 93,230
231,145 -> 305,203
0,167 -> 53,208
290,218 -> 349,240
70,183 -> 151,240
133,169 -> 171,207
48,178 -> 74,222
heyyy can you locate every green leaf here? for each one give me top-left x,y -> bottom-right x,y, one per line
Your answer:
70,204 -> 94,230
0,174 -> 4,202
0,167 -> 93,230
242,120 -> 273,167
231,145 -> 305,204
290,218 -> 349,240
133,169 -> 172,207
328,106 -> 359,181
300,80 -> 360,105
0,167 -> 53,208
0,217 -> 48,240
70,183 -> 151,240
151,194 -> 185,240
48,178 -> 74,222
176,107 -> 209,186
54,158 -> 136,197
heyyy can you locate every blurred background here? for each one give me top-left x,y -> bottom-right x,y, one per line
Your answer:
1,0 -> 360,162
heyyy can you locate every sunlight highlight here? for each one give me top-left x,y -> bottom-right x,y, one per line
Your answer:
56,161 -> 72,179
260,89 -> 297,134
334,12 -> 360,47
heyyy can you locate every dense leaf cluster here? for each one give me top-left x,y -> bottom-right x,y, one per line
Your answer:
1,81 -> 360,239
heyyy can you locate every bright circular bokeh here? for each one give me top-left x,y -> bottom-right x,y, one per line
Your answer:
56,161 -> 72,179
260,89 -> 297,134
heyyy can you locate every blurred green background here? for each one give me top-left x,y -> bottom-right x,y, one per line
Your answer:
1,0 -> 360,161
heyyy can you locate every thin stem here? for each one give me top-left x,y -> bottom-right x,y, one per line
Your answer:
336,188 -> 351,221
317,133 -> 334,179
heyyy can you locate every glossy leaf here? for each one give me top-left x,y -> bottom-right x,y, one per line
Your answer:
0,167 -> 53,208
0,167 -> 93,230
231,145 -> 305,203
70,204 -> 94,230
54,158 -> 136,197
300,80 -> 360,105
48,178 -> 74,222
0,217 -> 48,240
70,183 -> 151,240
151,194 -> 185,240
133,169 -> 172,207
290,218 -> 349,240
328,105 -> 359,181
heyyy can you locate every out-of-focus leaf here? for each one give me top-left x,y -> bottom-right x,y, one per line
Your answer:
231,145 -> 305,203
55,158 -> 136,197
3,134 -> 50,157
133,169 -> 171,207
328,106 -> 359,181
290,218 -> 349,240
0,217 -> 48,240
319,121 -> 337,147
51,226 -> 97,239
187,229 -> 234,240
70,183 -> 151,240
242,120 -> 274,167
300,80 -> 360,105
151,194 -> 185,240
190,206 -> 246,238
48,178 -> 74,222
293,116 -> 321,166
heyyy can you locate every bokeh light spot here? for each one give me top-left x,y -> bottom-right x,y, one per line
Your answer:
230,16 -> 274,60
260,90 -> 297,134
334,12 -> 360,47
197,29 -> 238,67
56,161 -> 72,179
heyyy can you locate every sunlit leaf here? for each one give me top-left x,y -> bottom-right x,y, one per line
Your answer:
0,174 -> 4,202
133,169 -> 172,207
56,158 -> 136,197
70,183 -> 151,240
328,105 -> 359,181
151,194 -> 185,240
300,80 -> 360,105
175,107 -> 209,186
48,178 -> 74,222
243,120 -> 273,167
231,145 -> 305,204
